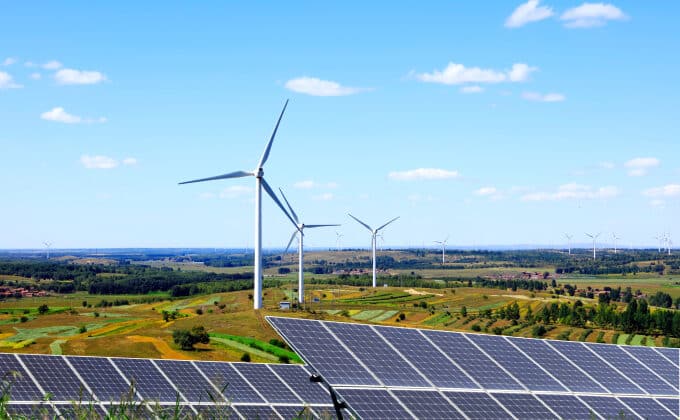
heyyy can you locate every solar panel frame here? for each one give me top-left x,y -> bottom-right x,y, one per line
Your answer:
20,354 -> 94,402
233,404 -> 281,419
334,388 -> 414,419
194,361 -> 266,404
536,394 -> 602,420
443,391 -> 515,419
578,395 -> 640,419
0,353 -> 44,401
155,359 -> 224,404
67,356 -> 135,403
268,364 -> 331,404
233,363 -> 302,404
621,346 -> 680,389
619,396 -> 677,419
391,389 -> 466,419
655,347 -> 680,366
111,357 -> 181,403
491,392 -> 559,419
656,398 -> 680,419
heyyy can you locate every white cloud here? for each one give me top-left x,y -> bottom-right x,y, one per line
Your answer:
2,57 -> 17,66
460,85 -> 483,94
505,0 -> 555,28
55,68 -> 107,85
30,72 -> 41,80
43,60 -> 63,70
0,72 -> 22,89
24,61 -> 35,67
284,77 -> 369,96
40,107 -> 106,124
643,184 -> 680,198
624,157 -> 659,176
599,161 -> 615,169
313,193 -> 334,201
219,185 -> 252,199
475,187 -> 498,196
561,3 -> 628,28
122,157 -> 138,166
80,155 -> 119,169
388,168 -> 460,181
521,183 -> 620,201
416,62 -> 536,85
522,91 -> 565,102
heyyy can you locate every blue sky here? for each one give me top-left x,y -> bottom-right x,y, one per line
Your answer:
1,1 -> 678,249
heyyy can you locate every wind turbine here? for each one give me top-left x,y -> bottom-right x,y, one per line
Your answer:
655,234 -> 664,253
348,214 -> 399,288
434,236 -> 449,264
666,234 -> 672,255
43,241 -> 52,260
611,232 -> 620,254
279,188 -> 339,304
585,233 -> 601,260
179,100 -> 298,310
335,231 -> 343,251
564,233 -> 573,255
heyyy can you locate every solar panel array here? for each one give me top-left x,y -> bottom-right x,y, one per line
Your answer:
0,353 -> 336,419
268,316 -> 680,420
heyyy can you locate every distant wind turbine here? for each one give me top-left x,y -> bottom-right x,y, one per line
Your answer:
279,188 -> 339,304
585,232 -> 601,260
348,214 -> 399,288
434,236 -> 449,264
611,233 -> 620,254
655,234 -> 664,253
563,233 -> 573,255
43,241 -> 52,260
335,231 -> 343,251
179,100 -> 298,310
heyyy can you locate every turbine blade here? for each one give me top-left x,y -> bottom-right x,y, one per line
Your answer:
285,231 -> 297,253
305,224 -> 341,228
261,177 -> 299,229
258,99 -> 289,168
278,188 -> 299,224
348,214 -> 373,232
179,170 -> 252,185
376,216 -> 400,232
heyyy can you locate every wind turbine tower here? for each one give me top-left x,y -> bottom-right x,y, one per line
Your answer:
348,214 -> 399,288
179,100 -> 298,310
564,233 -> 573,255
43,241 -> 52,260
655,234 -> 663,253
279,188 -> 339,304
585,232 -> 601,260
434,236 -> 449,264
611,233 -> 620,254
335,231 -> 343,251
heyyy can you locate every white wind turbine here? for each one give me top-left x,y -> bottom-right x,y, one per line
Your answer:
335,231 -> 343,251
434,236 -> 449,264
279,188 -> 339,304
348,214 -> 399,288
655,234 -> 664,253
666,233 -> 672,255
43,241 -> 52,260
564,233 -> 573,255
585,232 -> 601,260
611,232 -> 620,254
179,100 -> 298,310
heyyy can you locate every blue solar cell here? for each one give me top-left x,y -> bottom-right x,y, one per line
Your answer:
234,405 -> 280,419
269,317 -> 378,386
511,338 -> 606,393
326,322 -> 428,387
467,334 -> 566,391
273,405 -> 316,419
587,343 -> 677,395
234,363 -> 301,404
620,397 -> 677,419
21,354 -> 92,401
579,395 -> 637,419
111,358 -> 179,402
656,398 -> 680,419
548,341 -> 642,394
655,347 -> 679,366
6,403 -> 55,417
269,364 -> 330,404
424,331 -> 524,390
623,346 -> 679,389
491,393 -> 558,419
537,394 -> 599,420
155,360 -> 222,403
194,361 -> 264,403
392,390 -> 464,419
444,391 -> 512,419
336,388 -> 413,419
67,356 -> 132,403
0,353 -> 43,401
376,326 -> 480,389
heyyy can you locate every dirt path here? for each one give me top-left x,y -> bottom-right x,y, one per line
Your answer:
126,335 -> 191,360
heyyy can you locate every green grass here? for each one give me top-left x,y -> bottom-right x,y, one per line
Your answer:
351,310 -> 387,321
423,312 -> 453,326
50,339 -> 66,355
371,310 -> 399,322
617,333 -> 630,345
209,333 -> 302,363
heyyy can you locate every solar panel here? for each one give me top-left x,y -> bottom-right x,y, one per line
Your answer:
0,353 -> 44,401
194,361 -> 265,403
655,347 -> 680,366
268,316 -> 378,386
269,364 -> 330,404
5,403 -> 55,417
467,334 -> 566,391
536,394 -> 599,420
656,398 -> 680,418
21,354 -> 93,401
391,389 -> 465,419
423,330 -> 525,390
325,322 -> 429,387
622,346 -> 680,388
273,404 -> 316,419
587,343 -> 677,395
234,363 -> 301,404
194,404 -> 238,419
111,357 -> 180,402
335,388 -> 413,419
155,359 -> 223,403
443,391 -> 513,419
54,402 -> 108,418
548,341 -> 643,394
619,397 -> 677,419
67,356 -> 133,403
233,404 -> 280,419
578,395 -> 637,419
377,326 -> 479,389
491,392 -> 558,419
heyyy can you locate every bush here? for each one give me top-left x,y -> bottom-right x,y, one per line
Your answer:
38,304 -> 49,315
79,325 -> 87,333
612,333 -> 620,344
595,331 -> 605,343
461,306 -> 467,317
471,324 -> 482,332
492,326 -> 504,335
240,353 -> 251,362
278,355 -> 290,364
20,316 -> 28,323
532,324 -> 547,337
399,313 -> 406,321
173,326 -> 210,351
195,308 -> 203,315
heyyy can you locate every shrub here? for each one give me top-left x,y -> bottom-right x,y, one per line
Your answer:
532,324 -> 547,337
20,316 -> 28,323
173,326 -> 210,351
195,308 -> 203,315
399,313 -> 406,321
37,304 -> 49,315
612,333 -> 620,344
79,325 -> 87,334
240,353 -> 251,362
461,306 -> 467,317
471,324 -> 482,332
278,355 -> 290,364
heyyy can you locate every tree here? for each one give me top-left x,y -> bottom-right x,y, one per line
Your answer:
460,306 -> 467,317
173,326 -> 210,351
37,304 -> 49,315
